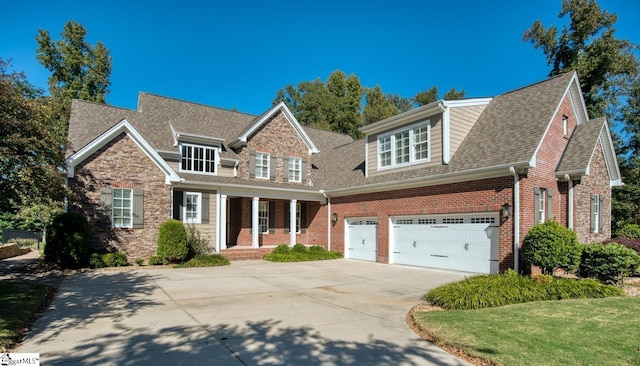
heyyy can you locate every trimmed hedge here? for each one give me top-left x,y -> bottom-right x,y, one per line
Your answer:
578,243 -> 640,284
423,270 -> 624,310
89,252 -> 129,268
174,254 -> 230,268
264,244 -> 342,262
44,212 -> 90,268
521,220 -> 582,274
157,219 -> 188,263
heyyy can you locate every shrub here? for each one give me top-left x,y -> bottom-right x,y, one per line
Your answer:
174,254 -> 230,268
309,245 -> 325,253
423,270 -> 623,310
135,258 -> 144,266
521,220 -> 582,274
44,212 -> 90,268
149,255 -> 164,265
89,252 -> 129,268
603,238 -> 640,254
272,244 -> 291,255
89,253 -> 106,268
292,243 -> 307,253
616,224 -> 640,239
578,243 -> 640,285
157,219 -> 188,263
185,224 -> 210,257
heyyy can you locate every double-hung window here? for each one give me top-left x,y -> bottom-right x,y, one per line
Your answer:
255,152 -> 270,179
288,157 -> 302,182
181,144 -> 216,174
112,188 -> 133,228
536,189 -> 546,224
185,192 -> 201,224
258,201 -> 269,233
591,194 -> 601,233
378,121 -> 430,169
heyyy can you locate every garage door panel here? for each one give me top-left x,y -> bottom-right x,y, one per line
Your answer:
346,220 -> 378,262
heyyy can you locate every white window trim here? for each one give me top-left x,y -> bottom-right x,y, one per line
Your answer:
593,194 -> 600,233
377,120 -> 431,170
289,157 -> 302,182
537,188 -> 546,224
179,143 -> 219,175
112,188 -> 133,228
184,192 -> 202,224
255,152 -> 270,180
258,201 -> 269,234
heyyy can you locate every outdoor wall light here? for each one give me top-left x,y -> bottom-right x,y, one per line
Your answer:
332,212 -> 338,222
501,203 -> 512,218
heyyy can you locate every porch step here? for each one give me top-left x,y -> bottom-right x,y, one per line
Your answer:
220,247 -> 275,261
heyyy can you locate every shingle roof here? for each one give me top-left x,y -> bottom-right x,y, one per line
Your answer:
556,117 -> 606,174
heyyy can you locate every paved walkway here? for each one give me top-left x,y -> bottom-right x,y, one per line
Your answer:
16,259 -> 472,365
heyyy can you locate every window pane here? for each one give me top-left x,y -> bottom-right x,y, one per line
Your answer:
379,136 -> 391,167
413,125 -> 429,161
395,131 -> 409,164
289,157 -> 301,182
255,152 -> 270,179
112,188 -> 133,228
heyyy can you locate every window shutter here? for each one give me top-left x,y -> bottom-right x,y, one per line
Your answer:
283,156 -> 289,182
284,204 -> 290,234
546,189 -> 553,220
249,151 -> 256,178
269,201 -> 276,233
590,194 -> 596,233
598,195 -> 604,233
100,187 -> 113,224
300,203 -> 307,234
202,193 -> 210,224
269,155 -> 276,181
301,159 -> 307,184
534,187 -> 541,223
132,189 -> 144,229
172,190 -> 183,221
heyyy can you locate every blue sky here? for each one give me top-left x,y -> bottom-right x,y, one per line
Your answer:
2,0 -> 639,116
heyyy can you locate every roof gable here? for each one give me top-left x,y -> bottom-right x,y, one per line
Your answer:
229,102 -> 319,154
66,119 -> 180,184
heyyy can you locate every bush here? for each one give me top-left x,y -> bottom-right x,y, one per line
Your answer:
185,224 -> 210,257
603,237 -> 640,254
309,245 -> 325,253
423,270 -> 623,310
292,243 -> 307,253
616,224 -> 640,239
135,258 -> 144,266
521,220 -> 582,275
174,254 -> 230,268
44,212 -> 91,268
157,219 -> 188,263
89,252 -> 129,268
264,244 -> 342,262
578,243 -> 640,285
149,255 -> 165,265
272,244 -> 291,255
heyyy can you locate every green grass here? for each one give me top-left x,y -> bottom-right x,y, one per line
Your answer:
173,254 -> 230,268
263,244 -> 342,262
412,297 -> 640,366
0,282 -> 55,351
424,270 -> 623,310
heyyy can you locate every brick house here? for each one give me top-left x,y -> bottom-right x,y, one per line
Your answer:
65,72 -> 621,273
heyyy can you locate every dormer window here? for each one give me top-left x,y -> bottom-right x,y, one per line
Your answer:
180,143 -> 217,174
378,121 -> 430,169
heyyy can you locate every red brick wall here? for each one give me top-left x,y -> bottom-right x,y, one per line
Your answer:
573,142 -> 612,242
69,133 -> 171,260
329,176 -> 515,271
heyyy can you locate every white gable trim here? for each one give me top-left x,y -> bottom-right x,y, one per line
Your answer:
229,102 -> 319,154
599,122 -> 623,187
66,119 -> 181,184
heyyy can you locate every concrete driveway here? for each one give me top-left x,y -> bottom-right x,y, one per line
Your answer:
17,259 -> 471,365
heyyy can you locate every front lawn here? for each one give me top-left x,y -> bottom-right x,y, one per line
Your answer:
0,282 -> 55,351
411,297 -> 640,366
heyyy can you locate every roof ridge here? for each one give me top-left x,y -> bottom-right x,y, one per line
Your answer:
138,92 -> 257,117
72,98 -> 136,112
498,71 -> 574,97
303,125 -> 353,138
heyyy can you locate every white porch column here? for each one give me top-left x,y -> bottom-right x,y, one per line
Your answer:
568,180 -> 574,230
252,196 -> 260,248
290,199 -> 297,247
220,193 -> 228,250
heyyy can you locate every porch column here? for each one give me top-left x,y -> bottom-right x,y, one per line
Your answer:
219,194 -> 228,250
289,199 -> 297,247
568,180 -> 574,230
252,196 -> 259,248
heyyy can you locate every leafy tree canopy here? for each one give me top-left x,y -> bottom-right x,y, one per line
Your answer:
36,20 -> 112,105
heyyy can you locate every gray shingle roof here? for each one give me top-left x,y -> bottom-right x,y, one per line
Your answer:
556,117 -> 605,174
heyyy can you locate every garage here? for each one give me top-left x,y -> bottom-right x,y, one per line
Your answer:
345,218 -> 378,261
390,214 -> 499,273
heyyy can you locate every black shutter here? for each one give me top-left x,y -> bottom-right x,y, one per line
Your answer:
269,201 -> 275,233
132,189 -> 144,229
202,193 -> 210,224
249,151 -> 256,178
173,190 -> 183,221
300,203 -> 307,234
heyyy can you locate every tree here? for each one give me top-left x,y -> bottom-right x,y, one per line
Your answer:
274,70 -> 363,139
414,86 -> 466,106
0,59 -> 67,216
443,87 -> 466,100
362,86 -> 398,125
523,0 -> 638,118
36,20 -> 112,105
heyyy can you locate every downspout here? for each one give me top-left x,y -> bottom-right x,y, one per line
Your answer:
510,167 -> 521,273
567,175 -> 574,230
439,102 -> 450,164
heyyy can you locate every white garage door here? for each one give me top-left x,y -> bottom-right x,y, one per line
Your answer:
346,218 -> 378,261
391,215 -> 499,273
